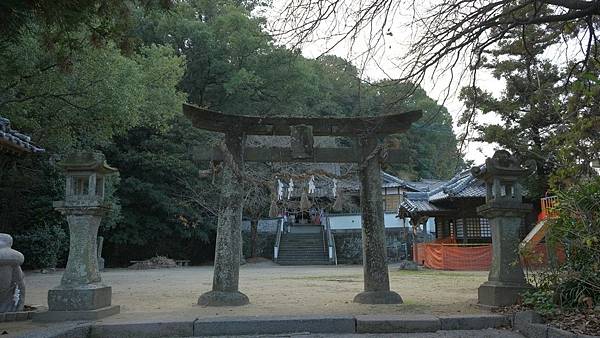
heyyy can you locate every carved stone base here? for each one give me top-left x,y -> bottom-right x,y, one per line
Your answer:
198,290 -> 249,306
478,281 -> 530,307
353,290 -> 403,304
33,305 -> 120,322
48,285 -> 112,311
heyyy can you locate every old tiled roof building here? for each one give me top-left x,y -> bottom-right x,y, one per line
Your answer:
0,117 -> 44,154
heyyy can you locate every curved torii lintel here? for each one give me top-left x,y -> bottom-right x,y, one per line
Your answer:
183,103 -> 422,136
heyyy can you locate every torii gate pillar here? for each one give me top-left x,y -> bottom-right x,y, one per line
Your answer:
354,136 -> 403,304
198,132 -> 249,306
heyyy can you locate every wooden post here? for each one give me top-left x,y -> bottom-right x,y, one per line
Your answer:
353,137 -> 403,304
198,133 -> 249,306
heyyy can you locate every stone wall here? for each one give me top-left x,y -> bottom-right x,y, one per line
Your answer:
333,228 -> 429,264
241,218 -> 281,233
242,232 -> 276,259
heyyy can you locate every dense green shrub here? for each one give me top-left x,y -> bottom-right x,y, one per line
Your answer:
525,177 -> 600,310
14,224 -> 68,270
549,177 -> 600,308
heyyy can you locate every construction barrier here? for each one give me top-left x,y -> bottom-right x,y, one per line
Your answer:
414,243 -> 492,270
414,242 -> 565,271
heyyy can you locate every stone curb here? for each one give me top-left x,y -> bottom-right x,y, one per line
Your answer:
14,313 -> 516,337
0,310 -> 36,322
355,314 -> 441,333
193,315 -> 356,336
17,323 -> 91,338
512,310 -> 597,338
91,320 -> 193,338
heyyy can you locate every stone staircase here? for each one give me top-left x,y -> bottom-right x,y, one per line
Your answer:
277,231 -> 330,265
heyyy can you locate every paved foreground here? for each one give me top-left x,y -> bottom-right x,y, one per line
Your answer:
210,330 -> 524,338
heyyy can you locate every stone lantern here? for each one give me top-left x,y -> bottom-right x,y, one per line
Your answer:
0,234 -> 25,313
35,152 -> 119,321
471,150 -> 532,307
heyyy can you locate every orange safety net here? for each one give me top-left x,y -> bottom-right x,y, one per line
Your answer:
415,243 -> 492,270
414,242 -> 565,271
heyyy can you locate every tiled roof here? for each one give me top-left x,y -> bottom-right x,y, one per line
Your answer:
381,171 -> 444,191
0,117 -> 44,154
399,192 -> 449,215
428,166 -> 485,201
397,165 -> 486,216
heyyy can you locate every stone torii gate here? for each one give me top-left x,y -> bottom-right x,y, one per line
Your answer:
184,103 -> 422,306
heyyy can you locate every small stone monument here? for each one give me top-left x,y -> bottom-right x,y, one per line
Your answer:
471,150 -> 532,307
35,152 -> 119,321
0,234 -> 25,313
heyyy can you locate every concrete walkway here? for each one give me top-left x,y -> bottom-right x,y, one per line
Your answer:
210,330 -> 525,338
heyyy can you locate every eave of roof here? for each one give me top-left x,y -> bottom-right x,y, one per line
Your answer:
0,117 -> 44,154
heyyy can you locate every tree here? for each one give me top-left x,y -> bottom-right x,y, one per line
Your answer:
458,21 -> 599,196
274,0 -> 599,84
0,15 -> 186,267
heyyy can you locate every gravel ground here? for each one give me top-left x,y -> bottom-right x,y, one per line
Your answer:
1,261 -> 491,337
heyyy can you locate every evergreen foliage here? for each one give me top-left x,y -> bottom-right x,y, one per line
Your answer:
0,0 -> 461,267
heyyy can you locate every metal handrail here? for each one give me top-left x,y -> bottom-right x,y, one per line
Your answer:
324,217 -> 338,265
273,218 -> 284,262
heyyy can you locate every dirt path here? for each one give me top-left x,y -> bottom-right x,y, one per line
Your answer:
2,262 -> 490,336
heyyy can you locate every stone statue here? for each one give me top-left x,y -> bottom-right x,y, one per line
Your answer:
0,233 -> 25,313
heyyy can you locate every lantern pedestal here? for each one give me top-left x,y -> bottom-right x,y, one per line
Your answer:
34,152 -> 119,322
35,206 -> 120,321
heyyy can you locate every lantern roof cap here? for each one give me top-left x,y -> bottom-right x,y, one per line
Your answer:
58,152 -> 117,174
471,150 -> 534,180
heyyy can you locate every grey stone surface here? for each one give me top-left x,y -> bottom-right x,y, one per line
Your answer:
439,314 -> 510,330
33,304 -> 120,322
518,323 -> 549,338
207,330 -> 525,338
333,228 -> 412,264
198,290 -> 250,307
547,326 -> 577,338
18,323 -> 91,338
91,320 -> 193,338
355,314 -> 441,333
0,233 -> 26,313
58,213 -> 104,287
352,290 -> 403,304
48,285 -> 112,311
193,315 -> 356,336
97,236 -> 105,271
398,260 -> 418,271
513,310 -> 544,328
478,282 -> 530,308
199,133 -> 249,307
354,137 -> 401,304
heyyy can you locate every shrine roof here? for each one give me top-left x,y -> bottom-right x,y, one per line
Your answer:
0,117 -> 44,154
399,192 -> 450,216
428,165 -> 486,201
397,165 -> 486,217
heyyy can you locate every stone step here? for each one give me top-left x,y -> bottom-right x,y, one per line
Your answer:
277,254 -> 327,258
279,252 -> 326,259
277,261 -> 331,265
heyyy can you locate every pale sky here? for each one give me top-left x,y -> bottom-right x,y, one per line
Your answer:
262,1 -> 504,164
